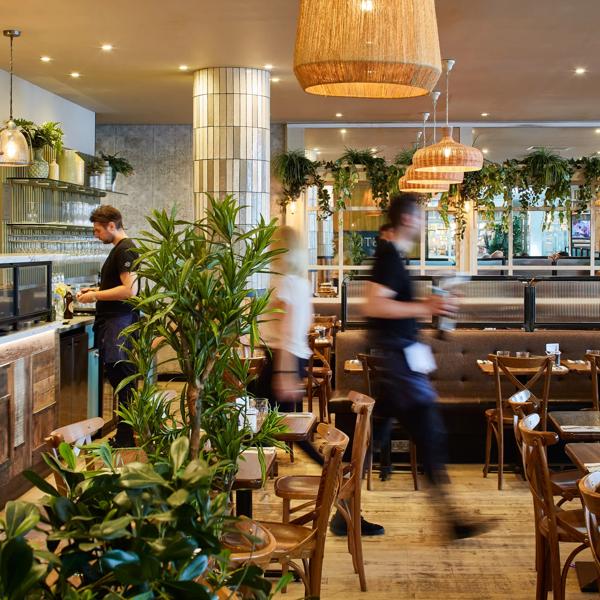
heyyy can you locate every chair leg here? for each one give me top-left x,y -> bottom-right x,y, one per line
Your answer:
536,536 -> 549,600
283,498 -> 290,523
497,425 -> 504,491
351,494 -> 367,592
409,440 -> 419,491
308,555 -> 324,599
483,418 -> 492,478
307,382 -> 313,414
289,442 -> 294,463
366,437 -> 373,491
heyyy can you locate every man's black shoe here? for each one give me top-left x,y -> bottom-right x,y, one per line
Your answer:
379,466 -> 393,481
329,510 -> 385,536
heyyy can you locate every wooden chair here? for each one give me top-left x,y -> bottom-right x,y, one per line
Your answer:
358,353 -> 418,492
221,517 -> 277,569
484,354 -> 553,490
274,392 -> 375,591
305,334 -> 332,423
578,472 -> 600,577
45,417 -> 105,495
259,432 -> 348,598
585,352 -> 600,411
519,413 -> 588,600
508,390 -> 581,506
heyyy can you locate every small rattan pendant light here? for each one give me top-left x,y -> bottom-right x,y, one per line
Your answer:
412,59 -> 483,173
406,97 -> 464,185
294,0 -> 442,99
398,175 -> 449,194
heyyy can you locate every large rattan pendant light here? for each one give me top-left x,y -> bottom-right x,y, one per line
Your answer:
0,30 -> 31,167
412,59 -> 483,173
406,95 -> 464,185
294,0 -> 442,99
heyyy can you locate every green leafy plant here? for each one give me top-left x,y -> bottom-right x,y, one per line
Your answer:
99,151 -> 134,177
13,119 -> 64,154
272,149 -> 330,215
13,438 -> 284,598
345,230 -> 366,265
87,155 -> 105,175
120,195 -> 287,491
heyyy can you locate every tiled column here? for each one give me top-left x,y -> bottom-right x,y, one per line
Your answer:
193,68 -> 270,233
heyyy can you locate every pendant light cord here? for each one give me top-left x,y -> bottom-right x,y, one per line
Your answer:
8,35 -> 13,120
432,94 -> 438,143
422,114 -> 427,148
445,66 -> 449,127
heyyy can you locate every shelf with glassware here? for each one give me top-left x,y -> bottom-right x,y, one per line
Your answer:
0,178 -> 125,284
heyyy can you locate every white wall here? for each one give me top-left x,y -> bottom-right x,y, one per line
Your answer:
0,70 -> 95,155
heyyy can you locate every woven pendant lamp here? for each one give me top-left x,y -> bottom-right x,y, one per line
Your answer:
294,0 -> 442,99
412,60 -> 483,173
406,109 -> 463,185
398,175 -> 449,194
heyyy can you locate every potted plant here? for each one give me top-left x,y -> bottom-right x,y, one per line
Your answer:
88,156 -> 106,189
272,149 -> 329,219
13,119 -> 64,178
9,438 -> 284,597
119,194 -> 287,493
99,151 -> 134,191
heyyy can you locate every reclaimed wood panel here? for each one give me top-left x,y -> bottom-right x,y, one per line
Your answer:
32,348 -> 56,413
0,394 -> 10,467
32,403 -> 56,452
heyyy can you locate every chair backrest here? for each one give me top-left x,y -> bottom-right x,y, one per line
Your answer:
45,417 -> 105,495
313,422 -> 350,456
308,333 -> 332,373
507,389 -> 533,449
578,472 -> 600,573
490,354 -> 553,429
357,353 -> 388,397
222,517 -> 277,569
518,413 -> 561,549
343,391 -> 375,497
586,353 -> 600,411
313,315 -> 338,336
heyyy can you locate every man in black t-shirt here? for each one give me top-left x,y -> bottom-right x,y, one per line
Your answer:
364,193 -> 489,539
77,205 -> 138,447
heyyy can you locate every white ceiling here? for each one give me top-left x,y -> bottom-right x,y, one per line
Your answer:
1,0 -> 600,124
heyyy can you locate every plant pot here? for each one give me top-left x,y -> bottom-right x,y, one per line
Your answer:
28,148 -> 49,178
111,172 -> 118,192
103,161 -> 113,189
58,149 -> 85,185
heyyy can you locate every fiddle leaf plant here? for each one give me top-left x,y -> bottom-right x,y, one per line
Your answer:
120,194 -> 287,491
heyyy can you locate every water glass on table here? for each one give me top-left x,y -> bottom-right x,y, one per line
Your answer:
516,351 -> 530,358
496,351 -> 511,357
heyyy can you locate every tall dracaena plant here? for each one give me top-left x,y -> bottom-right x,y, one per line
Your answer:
121,195 -> 287,475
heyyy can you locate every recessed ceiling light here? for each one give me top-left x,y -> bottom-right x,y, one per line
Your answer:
366,40 -> 373,45
335,112 -> 343,118
340,129 -> 347,134
313,147 -> 319,151
575,67 -> 587,75
481,112 -> 489,117
101,44 -> 113,52
270,77 -> 281,82
316,151 -> 321,155
595,129 -> 600,134
179,65 -> 189,71
70,72 -> 80,78
482,148 -> 489,154
371,147 -> 377,152
597,151 -> 600,155
264,64 -> 273,70
40,56 -> 52,63
360,0 -> 374,12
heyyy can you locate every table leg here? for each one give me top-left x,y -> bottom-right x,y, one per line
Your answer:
236,489 -> 252,518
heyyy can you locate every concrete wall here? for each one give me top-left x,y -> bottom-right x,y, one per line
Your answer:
95,125 -> 194,238
0,70 -> 95,154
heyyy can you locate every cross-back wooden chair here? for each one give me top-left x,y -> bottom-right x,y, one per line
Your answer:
578,472 -> 600,578
585,353 -> 600,411
519,413 -> 587,600
45,417 -> 105,495
484,354 -> 553,490
221,517 -> 277,570
225,356 -> 266,396
358,352 -> 418,492
274,392 -> 375,592
305,333 -> 332,423
260,436 -> 348,598
508,390 -> 580,506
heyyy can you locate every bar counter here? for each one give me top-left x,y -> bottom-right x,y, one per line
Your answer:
0,315 -> 95,506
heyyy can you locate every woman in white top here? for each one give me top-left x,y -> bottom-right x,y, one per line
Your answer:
257,226 -> 312,408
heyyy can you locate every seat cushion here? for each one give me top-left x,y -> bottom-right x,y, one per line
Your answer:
258,521 -> 315,559
275,475 -> 320,500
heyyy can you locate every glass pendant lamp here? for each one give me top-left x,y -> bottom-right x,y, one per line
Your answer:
0,30 -> 31,167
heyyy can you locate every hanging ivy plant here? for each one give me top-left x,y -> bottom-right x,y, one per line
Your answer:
570,155 -> 600,206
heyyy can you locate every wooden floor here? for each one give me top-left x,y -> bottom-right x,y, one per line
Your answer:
255,448 -> 595,600
14,433 -> 597,599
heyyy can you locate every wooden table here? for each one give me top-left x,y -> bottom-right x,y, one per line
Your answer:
563,359 -> 592,374
476,359 -> 569,377
565,442 -> 600,472
344,359 -> 364,374
275,412 -> 317,443
234,447 -> 277,517
549,411 -> 600,441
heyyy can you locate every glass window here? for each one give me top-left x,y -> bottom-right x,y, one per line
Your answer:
309,269 -> 340,298
425,211 -> 455,265
342,210 -> 386,266
516,210 -> 569,257
307,211 -> 338,267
